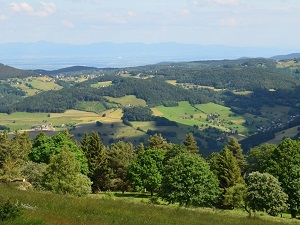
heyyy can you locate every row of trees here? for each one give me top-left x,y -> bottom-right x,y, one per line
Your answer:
1,130 -> 300,218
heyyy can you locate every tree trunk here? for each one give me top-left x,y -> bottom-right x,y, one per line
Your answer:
291,209 -> 297,218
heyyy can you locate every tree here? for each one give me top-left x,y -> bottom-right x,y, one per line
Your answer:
183,133 -> 199,154
246,172 -> 288,216
209,147 -> 244,190
43,146 -> 91,196
147,133 -> 172,150
227,138 -> 247,173
160,153 -> 219,207
127,149 -> 165,196
223,183 -> 246,209
0,131 -> 31,181
247,143 -> 276,173
108,141 -> 136,192
29,132 -> 88,174
267,138 -> 300,218
208,146 -> 244,208
80,132 -> 111,192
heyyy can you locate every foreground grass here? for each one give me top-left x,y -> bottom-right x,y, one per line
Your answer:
1,185 -> 299,225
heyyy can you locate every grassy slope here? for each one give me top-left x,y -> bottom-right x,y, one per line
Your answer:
1,185 -> 299,225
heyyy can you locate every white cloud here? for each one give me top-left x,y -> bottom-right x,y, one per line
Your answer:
9,2 -> 34,13
62,20 -> 75,28
9,2 -> 56,17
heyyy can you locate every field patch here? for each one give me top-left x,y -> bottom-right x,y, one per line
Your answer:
90,81 -> 112,88
75,101 -> 107,114
105,95 -> 147,106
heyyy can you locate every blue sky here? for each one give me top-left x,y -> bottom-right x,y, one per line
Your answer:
0,0 -> 300,48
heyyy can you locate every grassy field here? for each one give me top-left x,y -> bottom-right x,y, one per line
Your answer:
105,95 -> 147,106
90,81 -> 112,88
11,77 -> 62,96
1,184 -> 299,225
0,110 -> 101,131
155,101 -> 249,135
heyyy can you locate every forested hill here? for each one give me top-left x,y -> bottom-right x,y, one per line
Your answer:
4,77 -> 209,113
0,63 -> 38,79
127,58 -> 299,90
32,66 -> 99,76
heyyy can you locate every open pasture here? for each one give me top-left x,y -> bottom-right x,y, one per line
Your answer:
1,184 -> 299,225
105,95 -> 147,106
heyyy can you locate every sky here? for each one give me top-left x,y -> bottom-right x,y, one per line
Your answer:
0,0 -> 300,48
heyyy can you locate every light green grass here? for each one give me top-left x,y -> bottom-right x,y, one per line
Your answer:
90,81 -> 112,88
75,101 -> 107,114
105,95 -> 147,106
1,184 -> 299,225
155,102 -> 249,135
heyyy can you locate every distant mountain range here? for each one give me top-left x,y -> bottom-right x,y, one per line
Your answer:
0,41 -> 299,69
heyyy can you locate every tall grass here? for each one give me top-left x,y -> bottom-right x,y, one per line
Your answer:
1,184 -> 299,225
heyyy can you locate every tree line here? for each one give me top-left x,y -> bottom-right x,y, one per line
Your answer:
1,130 -> 300,218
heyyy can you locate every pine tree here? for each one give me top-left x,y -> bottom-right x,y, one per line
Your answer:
226,138 -> 247,173
80,132 -> 111,193
183,133 -> 199,154
148,133 -> 172,150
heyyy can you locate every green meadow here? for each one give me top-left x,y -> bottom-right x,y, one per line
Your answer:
1,184 -> 299,225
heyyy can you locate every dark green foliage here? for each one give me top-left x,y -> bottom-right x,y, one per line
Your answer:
127,149 -> 165,196
183,133 -> 199,154
0,199 -> 22,221
160,153 -> 220,207
226,138 -> 247,173
80,132 -> 111,192
0,63 -> 38,79
247,172 -> 288,216
122,106 -> 153,121
209,147 -> 244,190
247,143 -> 276,173
267,138 -> 300,218
108,141 -> 137,192
95,77 -> 209,106
153,116 -> 178,126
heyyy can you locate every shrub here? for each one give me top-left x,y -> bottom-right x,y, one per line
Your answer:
0,199 -> 22,221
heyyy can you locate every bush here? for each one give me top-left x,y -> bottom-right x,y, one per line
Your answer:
0,199 -> 22,221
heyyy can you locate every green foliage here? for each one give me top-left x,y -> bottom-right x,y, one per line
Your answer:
160,153 -> 220,207
246,172 -> 288,216
148,133 -> 173,151
108,141 -> 137,192
127,149 -> 165,196
226,138 -> 247,173
0,131 -> 31,181
122,106 -> 153,121
247,143 -> 276,173
209,147 -> 244,190
267,138 -> 300,218
183,133 -> 199,154
0,199 -> 22,221
80,132 -> 111,192
43,146 -> 91,196
29,131 -> 88,174
223,183 -> 246,209
21,161 -> 47,190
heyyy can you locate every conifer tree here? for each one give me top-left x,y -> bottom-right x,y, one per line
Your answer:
227,138 -> 247,173
80,132 -> 111,192
183,133 -> 199,154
